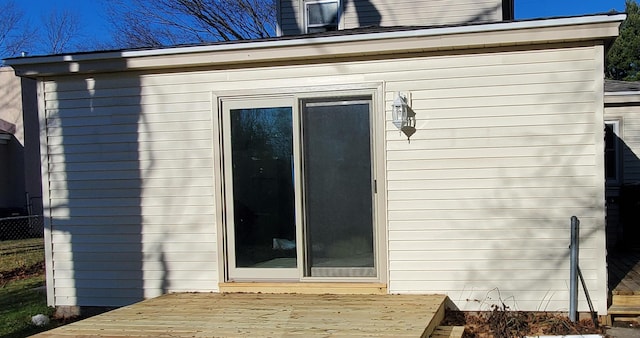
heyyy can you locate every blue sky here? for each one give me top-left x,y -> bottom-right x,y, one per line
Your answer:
5,0 -> 630,54
516,0 -> 626,18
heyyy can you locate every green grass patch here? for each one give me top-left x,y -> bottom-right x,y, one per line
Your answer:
0,275 -> 59,337
0,238 -> 44,273
0,238 -> 57,337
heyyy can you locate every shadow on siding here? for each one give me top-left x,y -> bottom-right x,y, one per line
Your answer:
49,59 -> 146,309
346,0 -> 381,28
447,75 -> 605,313
605,103 -> 640,295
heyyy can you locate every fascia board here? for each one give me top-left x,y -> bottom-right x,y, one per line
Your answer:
5,14 -> 627,77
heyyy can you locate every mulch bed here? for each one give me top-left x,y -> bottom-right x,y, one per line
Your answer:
443,306 -> 605,338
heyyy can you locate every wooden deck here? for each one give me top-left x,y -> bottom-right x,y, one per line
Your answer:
33,293 -> 450,337
608,250 -> 640,317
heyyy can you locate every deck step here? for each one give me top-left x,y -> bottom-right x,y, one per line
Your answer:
608,305 -> 640,315
430,326 -> 465,338
612,294 -> 640,307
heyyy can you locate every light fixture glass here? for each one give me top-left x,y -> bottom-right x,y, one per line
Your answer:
392,92 -> 408,129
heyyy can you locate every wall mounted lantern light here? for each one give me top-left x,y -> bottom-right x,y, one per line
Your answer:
392,92 -> 416,141
392,92 -> 409,129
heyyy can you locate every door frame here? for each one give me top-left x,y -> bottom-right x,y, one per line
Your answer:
213,83 -> 387,284
221,97 -> 300,281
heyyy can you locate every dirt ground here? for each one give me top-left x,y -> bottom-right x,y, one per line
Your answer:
443,307 -> 607,338
0,261 -> 44,286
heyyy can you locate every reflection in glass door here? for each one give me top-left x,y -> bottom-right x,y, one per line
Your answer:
224,101 -> 297,280
302,98 -> 375,278
222,95 -> 377,281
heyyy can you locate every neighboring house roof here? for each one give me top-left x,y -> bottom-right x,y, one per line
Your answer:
605,80 -> 640,106
605,79 -> 640,93
4,13 -> 626,77
0,119 -> 14,144
0,118 -> 16,134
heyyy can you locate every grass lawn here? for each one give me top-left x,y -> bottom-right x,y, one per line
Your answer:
0,238 -> 61,337
0,238 -> 44,274
0,275 -> 59,337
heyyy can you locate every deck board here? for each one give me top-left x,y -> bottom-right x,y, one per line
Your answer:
609,250 -> 640,318
33,293 -> 447,337
609,251 -> 640,296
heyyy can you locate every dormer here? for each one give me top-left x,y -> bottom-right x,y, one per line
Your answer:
277,0 -> 514,36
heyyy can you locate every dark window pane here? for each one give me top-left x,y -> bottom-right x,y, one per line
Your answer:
308,2 -> 338,26
230,107 -> 296,268
302,98 -> 375,277
605,124 -> 615,150
604,123 -> 618,181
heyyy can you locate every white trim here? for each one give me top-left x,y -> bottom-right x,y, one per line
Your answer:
275,0 -> 283,37
594,43 -> 608,315
4,14 -> 626,66
214,83 -> 386,284
37,79 -> 55,306
212,92 -> 226,290
221,97 -> 300,281
605,91 -> 640,96
304,0 -> 341,34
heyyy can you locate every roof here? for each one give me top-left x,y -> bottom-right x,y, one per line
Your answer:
4,13 -> 626,78
0,119 -> 16,134
604,80 -> 640,106
605,79 -> 640,93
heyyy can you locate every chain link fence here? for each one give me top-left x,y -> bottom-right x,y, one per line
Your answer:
0,215 -> 45,284
0,215 -> 44,241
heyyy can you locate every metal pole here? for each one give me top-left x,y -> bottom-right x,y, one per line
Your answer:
26,192 -> 32,216
569,216 -> 580,322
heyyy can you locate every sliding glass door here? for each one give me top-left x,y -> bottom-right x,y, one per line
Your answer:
301,98 -> 375,277
222,96 -> 376,281
223,99 -> 298,280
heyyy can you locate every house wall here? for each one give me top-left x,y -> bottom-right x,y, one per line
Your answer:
42,74 -> 219,306
604,93 -> 640,248
0,67 -> 27,213
41,42 -> 607,312
605,94 -> 640,183
21,76 -> 43,216
381,44 -> 606,312
278,0 -> 503,35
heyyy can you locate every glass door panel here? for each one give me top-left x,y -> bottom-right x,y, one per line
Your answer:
224,100 -> 297,280
301,98 -> 376,278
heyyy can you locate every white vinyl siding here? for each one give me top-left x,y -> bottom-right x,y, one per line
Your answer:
623,112 -> 640,181
383,45 -> 605,312
278,0 -> 303,35
41,42 -> 606,312
344,0 -> 502,28
43,75 -> 217,307
278,0 -> 503,36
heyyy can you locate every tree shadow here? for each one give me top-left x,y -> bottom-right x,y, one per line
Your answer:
278,0 -> 503,36
445,77 -> 640,314
44,59 -> 145,312
20,76 -> 43,218
346,0 -> 381,28
390,59 -> 610,313
604,90 -> 640,297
